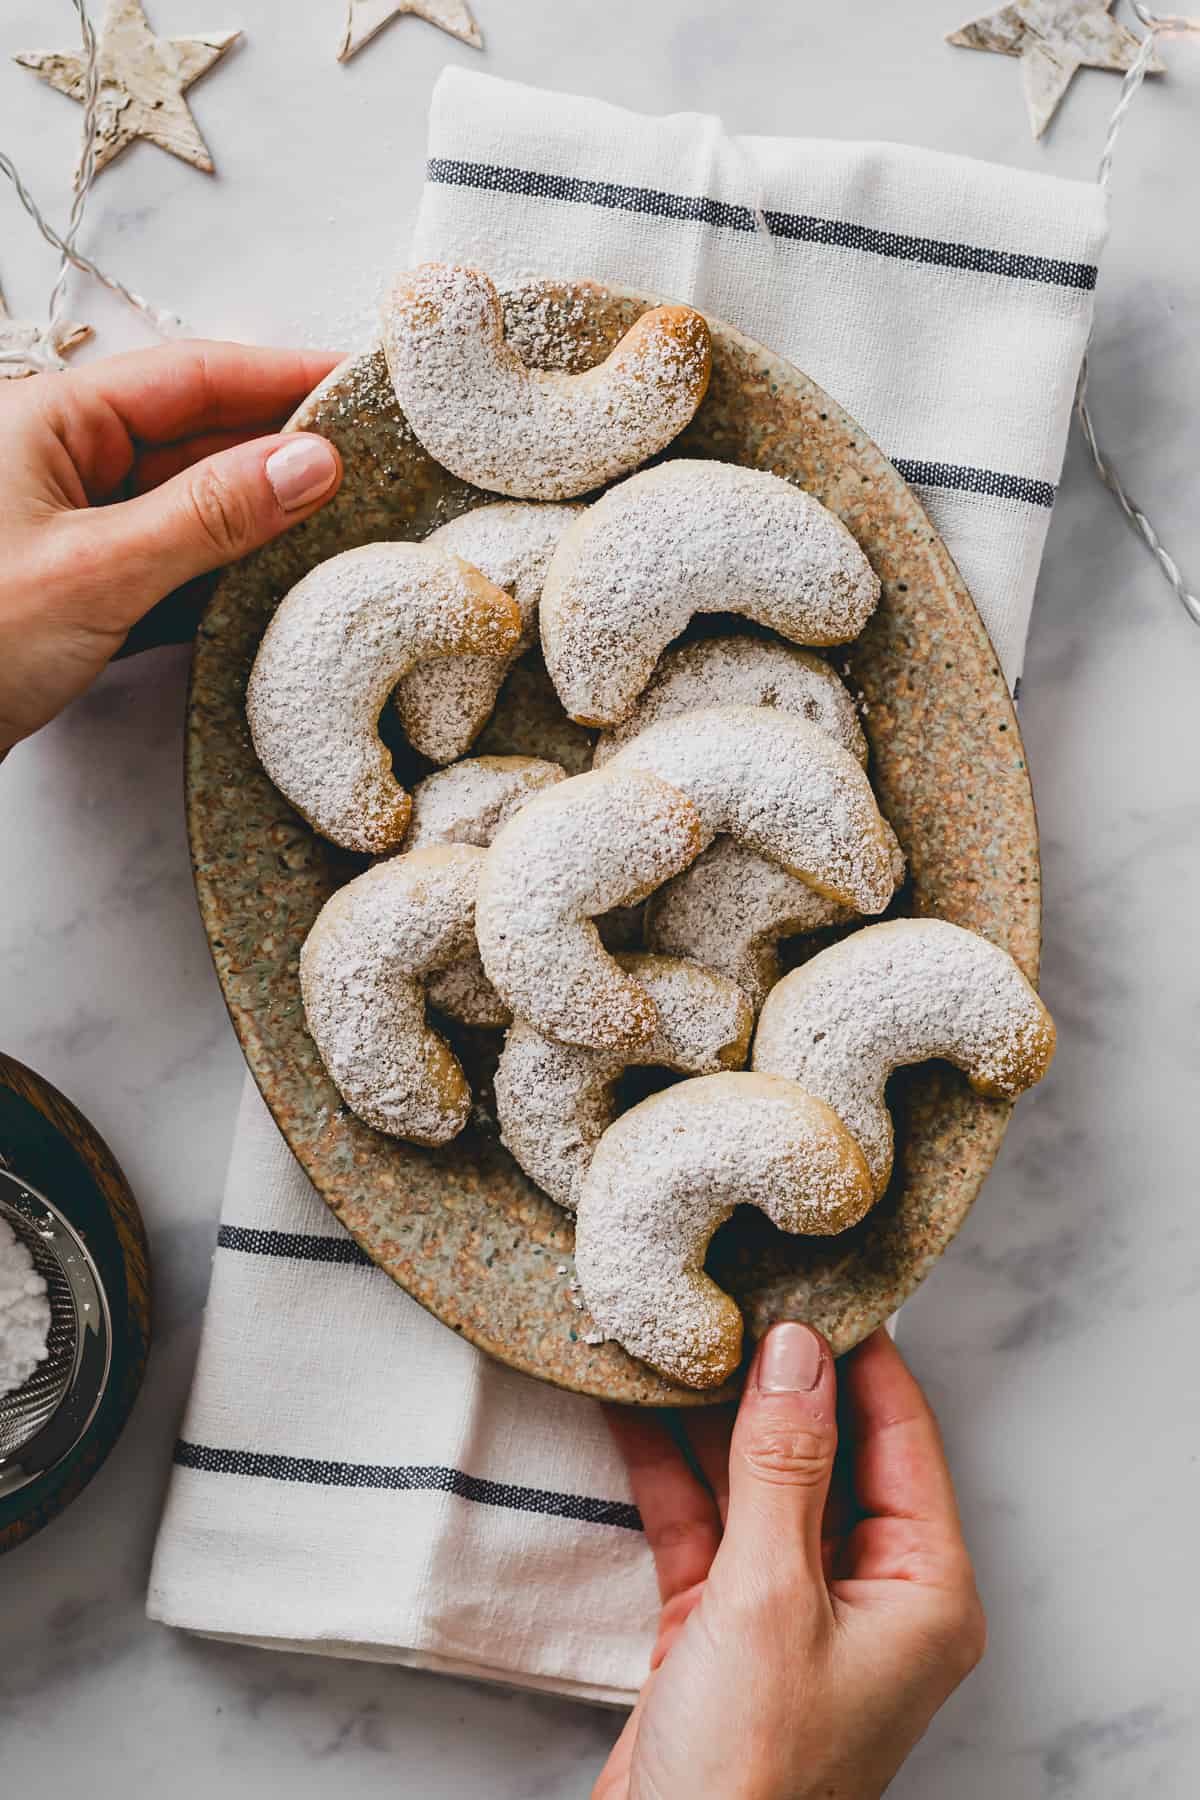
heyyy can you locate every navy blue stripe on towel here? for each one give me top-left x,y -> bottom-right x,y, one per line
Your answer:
173,1441 -> 644,1531
892,459 -> 1056,509
217,1223 -> 374,1266
425,158 -> 1099,292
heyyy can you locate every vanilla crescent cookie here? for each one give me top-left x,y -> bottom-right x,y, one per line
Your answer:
405,756 -> 566,851
246,542 -> 520,854
495,955 -> 753,1212
604,706 -> 902,913
475,767 -> 705,1052
395,502 -> 580,763
752,918 -> 1057,1198
645,838 -> 853,1010
402,757 -> 567,1026
592,636 -> 867,768
574,1072 -> 874,1389
300,846 -> 489,1145
425,955 -> 509,1030
540,461 -> 881,725
593,639 -> 866,1004
382,264 -> 712,501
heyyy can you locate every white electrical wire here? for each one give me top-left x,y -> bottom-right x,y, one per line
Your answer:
1075,2 -> 1200,629
0,0 -> 184,373
0,0 -> 1197,632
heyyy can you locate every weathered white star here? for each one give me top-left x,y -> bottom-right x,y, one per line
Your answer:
338,0 -> 483,62
0,284 -> 91,379
947,0 -> 1162,138
15,0 -> 241,175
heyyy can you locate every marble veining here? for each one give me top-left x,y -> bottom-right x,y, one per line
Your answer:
1,0 -> 1198,1793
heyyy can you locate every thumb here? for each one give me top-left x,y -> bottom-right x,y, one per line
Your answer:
75,431 -> 341,627
721,1322 -> 838,1599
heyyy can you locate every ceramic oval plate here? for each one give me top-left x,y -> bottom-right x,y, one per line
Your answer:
187,280 -> 1041,1406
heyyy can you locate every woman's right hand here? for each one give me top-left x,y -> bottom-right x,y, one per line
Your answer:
596,1325 -> 986,1800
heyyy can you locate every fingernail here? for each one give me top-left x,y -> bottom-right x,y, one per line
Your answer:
757,1323 -> 824,1393
266,436 -> 338,511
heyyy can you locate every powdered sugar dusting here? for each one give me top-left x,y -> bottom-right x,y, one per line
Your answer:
606,705 -> 902,913
574,1072 -> 874,1388
405,756 -> 566,851
647,837 -> 853,1009
540,460 -> 882,725
425,952 -> 510,1027
495,955 -> 753,1211
381,264 -> 711,501
396,502 -> 581,763
247,542 -> 519,854
475,767 -> 705,1051
752,918 -> 1057,1196
0,1217 -> 50,1399
300,846 -> 488,1144
593,636 -> 867,768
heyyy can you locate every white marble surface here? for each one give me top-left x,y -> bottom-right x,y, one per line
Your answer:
2,1 -> 1198,1793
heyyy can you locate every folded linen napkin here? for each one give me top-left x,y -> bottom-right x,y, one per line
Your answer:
148,68 -> 1108,1705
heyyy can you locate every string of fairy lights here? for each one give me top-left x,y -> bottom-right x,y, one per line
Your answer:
0,0 -> 1195,624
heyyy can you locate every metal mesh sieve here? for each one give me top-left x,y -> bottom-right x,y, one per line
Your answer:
0,1168 -> 111,1499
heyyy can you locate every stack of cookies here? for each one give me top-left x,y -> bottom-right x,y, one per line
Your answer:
246,264 -> 1056,1389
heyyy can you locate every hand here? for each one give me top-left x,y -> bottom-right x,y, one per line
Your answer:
596,1326 -> 985,1800
0,341 -> 344,753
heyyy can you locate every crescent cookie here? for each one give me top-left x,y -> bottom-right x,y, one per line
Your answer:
752,917 -> 1057,1198
395,502 -> 581,763
475,767 -> 706,1053
246,542 -> 520,854
594,639 -> 866,1004
381,264 -> 711,500
405,756 -> 566,851
604,706 -> 902,914
646,837 -> 853,1010
300,846 -> 489,1145
592,636 -> 867,768
425,954 -> 509,1030
574,1072 -> 874,1389
495,955 -> 753,1212
540,461 -> 881,725
403,756 -> 567,1026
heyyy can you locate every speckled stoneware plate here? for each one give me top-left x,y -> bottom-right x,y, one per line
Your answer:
186,280 -> 1041,1407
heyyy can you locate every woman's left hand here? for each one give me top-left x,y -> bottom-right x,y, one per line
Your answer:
595,1325 -> 985,1800
0,341 -> 343,754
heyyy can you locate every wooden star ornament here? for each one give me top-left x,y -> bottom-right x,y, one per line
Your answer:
948,0 -> 1163,138
0,285 -> 91,380
338,0 -> 483,61
15,0 -> 242,176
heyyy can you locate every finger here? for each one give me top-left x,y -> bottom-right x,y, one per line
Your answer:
684,1404 -> 736,1525
130,428 -> 277,495
721,1322 -> 838,1603
833,1330 -> 972,1590
66,431 -> 342,629
51,342 -> 342,498
648,1579 -> 705,1671
75,341 -> 343,441
604,1406 -> 722,1607
841,1330 -> 963,1533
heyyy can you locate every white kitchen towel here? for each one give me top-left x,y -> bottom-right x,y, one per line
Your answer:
149,70 -> 1109,1704
149,1080 -> 653,1704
